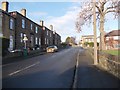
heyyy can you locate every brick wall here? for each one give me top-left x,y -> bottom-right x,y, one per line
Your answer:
87,48 -> 120,79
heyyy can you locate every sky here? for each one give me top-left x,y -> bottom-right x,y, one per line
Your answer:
0,0 -> 118,43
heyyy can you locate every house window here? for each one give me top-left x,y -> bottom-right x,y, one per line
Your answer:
10,19 -> 14,30
22,19 -> 25,29
50,32 -> 52,37
47,39 -> 49,45
20,33 -> 23,42
31,24 -> 33,30
39,38 -> 41,45
45,38 -> 46,44
47,31 -> 48,36
35,37 -> 38,45
9,35 -> 13,50
35,26 -> 38,33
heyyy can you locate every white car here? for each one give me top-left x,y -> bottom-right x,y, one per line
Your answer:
46,46 -> 58,53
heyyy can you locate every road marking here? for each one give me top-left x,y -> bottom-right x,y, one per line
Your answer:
72,51 -> 79,88
9,61 -> 40,76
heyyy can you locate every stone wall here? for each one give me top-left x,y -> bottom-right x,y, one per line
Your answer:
87,48 -> 120,79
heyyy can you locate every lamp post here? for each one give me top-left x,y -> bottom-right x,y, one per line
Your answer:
93,0 -> 98,65
23,34 -> 28,56
23,34 -> 28,49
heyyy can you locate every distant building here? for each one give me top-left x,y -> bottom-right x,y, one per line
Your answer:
53,32 -> 61,47
104,30 -> 120,50
81,35 -> 94,47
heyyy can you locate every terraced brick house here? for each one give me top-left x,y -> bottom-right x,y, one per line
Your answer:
1,1 -> 61,53
104,30 -> 120,50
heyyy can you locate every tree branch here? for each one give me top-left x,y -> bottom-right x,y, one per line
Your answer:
105,10 -> 117,14
104,5 -> 118,14
95,3 -> 104,16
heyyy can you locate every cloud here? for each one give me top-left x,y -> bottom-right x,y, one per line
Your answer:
29,12 -> 47,17
44,4 -> 81,42
6,0 -> 86,2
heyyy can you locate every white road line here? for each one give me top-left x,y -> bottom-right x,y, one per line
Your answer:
72,51 -> 79,88
9,61 -> 40,76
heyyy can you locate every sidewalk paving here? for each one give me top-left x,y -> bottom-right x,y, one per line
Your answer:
2,47 -> 70,65
2,51 -> 46,65
77,49 -> 120,88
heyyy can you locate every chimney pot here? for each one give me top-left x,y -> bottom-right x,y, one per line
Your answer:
40,20 -> 44,27
2,1 -> 9,12
50,25 -> 53,31
21,9 -> 26,16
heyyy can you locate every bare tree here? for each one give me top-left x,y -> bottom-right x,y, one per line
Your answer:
76,0 -> 119,50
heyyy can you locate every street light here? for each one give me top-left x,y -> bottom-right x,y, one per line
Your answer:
23,34 -> 28,49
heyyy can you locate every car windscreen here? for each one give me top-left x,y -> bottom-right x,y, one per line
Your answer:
48,46 -> 55,48
48,46 -> 54,48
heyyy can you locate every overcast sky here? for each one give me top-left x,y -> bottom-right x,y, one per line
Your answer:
0,0 -> 118,42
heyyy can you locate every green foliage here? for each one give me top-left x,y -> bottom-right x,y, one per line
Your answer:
65,36 -> 76,45
89,42 -> 94,47
103,50 -> 120,55
65,37 -> 71,44
84,42 -> 89,47
61,42 -> 68,47
84,42 -> 99,47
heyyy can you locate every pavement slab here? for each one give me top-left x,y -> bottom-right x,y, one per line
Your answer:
77,49 -> 120,88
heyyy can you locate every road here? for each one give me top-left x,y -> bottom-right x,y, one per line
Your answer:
2,47 -> 79,88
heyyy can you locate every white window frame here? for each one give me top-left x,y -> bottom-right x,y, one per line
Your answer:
45,38 -> 46,44
35,26 -> 38,33
47,30 -> 48,36
39,38 -> 41,45
9,35 -> 14,50
10,18 -> 14,30
31,24 -> 33,30
20,33 -> 23,42
36,37 -> 38,45
22,19 -> 25,29
50,32 -> 52,37
47,39 -> 49,45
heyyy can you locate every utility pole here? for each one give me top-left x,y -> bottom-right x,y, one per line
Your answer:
93,0 -> 98,65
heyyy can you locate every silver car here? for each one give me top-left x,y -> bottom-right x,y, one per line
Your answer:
46,46 -> 58,53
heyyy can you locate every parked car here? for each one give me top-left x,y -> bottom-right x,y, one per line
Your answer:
46,45 -> 58,53
9,49 -> 23,53
9,49 -> 23,55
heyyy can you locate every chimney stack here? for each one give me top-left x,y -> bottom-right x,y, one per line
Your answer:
40,20 -> 44,27
21,9 -> 26,16
2,1 -> 9,12
50,25 -> 53,31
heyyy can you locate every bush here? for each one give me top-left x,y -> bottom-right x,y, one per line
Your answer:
84,42 -> 99,47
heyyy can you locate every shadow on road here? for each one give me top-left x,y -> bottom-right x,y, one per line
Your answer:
3,67 -> 75,88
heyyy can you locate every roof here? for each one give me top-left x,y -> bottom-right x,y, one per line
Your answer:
9,11 -> 43,28
105,30 -> 120,37
0,9 -> 14,18
82,35 -> 94,37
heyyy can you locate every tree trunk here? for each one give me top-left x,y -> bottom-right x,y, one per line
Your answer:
99,14 -> 106,50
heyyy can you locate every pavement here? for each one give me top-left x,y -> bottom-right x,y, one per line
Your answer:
2,51 -> 46,65
76,49 -> 120,88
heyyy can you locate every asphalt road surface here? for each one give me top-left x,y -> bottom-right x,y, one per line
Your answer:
2,47 -> 79,88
